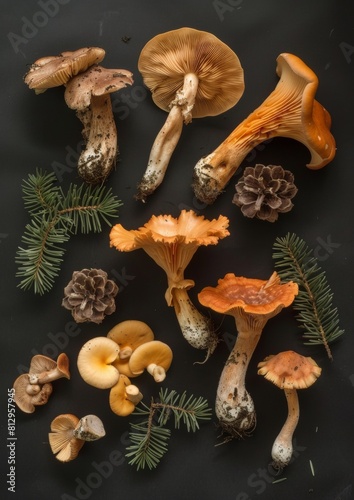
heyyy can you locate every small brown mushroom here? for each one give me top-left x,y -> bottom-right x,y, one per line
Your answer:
13,374 -> 53,414
64,65 -> 134,184
136,27 -> 244,201
28,353 -> 70,384
24,47 -> 106,93
77,337 -> 120,389
109,374 -> 143,417
128,340 -> 173,382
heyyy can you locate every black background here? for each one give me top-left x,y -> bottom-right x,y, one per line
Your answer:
1,1 -> 353,499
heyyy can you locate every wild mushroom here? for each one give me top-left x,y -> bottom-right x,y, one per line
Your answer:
77,337 -> 120,389
28,353 -> 70,384
13,374 -> 53,414
128,340 -> 173,382
258,350 -> 321,470
109,374 -> 143,416
107,320 -> 155,359
193,52 -> 336,204
24,47 -> 106,93
64,65 -> 134,184
136,27 -> 244,201
49,413 -> 105,462
110,210 -> 230,358
198,272 -> 298,439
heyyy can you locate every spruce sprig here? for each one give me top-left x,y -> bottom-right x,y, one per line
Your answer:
126,388 -> 212,470
272,232 -> 344,360
16,169 -> 122,295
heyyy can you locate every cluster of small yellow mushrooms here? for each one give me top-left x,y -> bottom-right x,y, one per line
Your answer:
19,26 -> 335,468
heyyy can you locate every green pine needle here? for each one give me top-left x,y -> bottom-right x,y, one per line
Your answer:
15,169 -> 122,295
126,388 -> 212,471
272,233 -> 344,360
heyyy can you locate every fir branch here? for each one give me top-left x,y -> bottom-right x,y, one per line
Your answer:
126,388 -> 212,470
16,169 -> 122,295
272,233 -> 344,360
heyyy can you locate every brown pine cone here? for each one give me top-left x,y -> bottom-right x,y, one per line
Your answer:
62,269 -> 118,324
233,164 -> 298,222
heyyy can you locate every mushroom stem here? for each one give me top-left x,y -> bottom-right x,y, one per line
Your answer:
172,286 -> 218,359
119,346 -> 134,360
146,363 -> 166,383
29,368 -> 67,384
193,53 -> 335,204
136,72 -> 199,202
78,94 -> 117,184
125,385 -> 143,404
271,388 -> 299,470
73,415 -> 106,442
215,326 -> 261,439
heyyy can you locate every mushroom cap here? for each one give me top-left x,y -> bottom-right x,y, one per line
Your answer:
128,340 -> 173,376
109,374 -> 137,417
77,337 -> 120,389
13,374 -> 53,413
257,350 -> 322,390
49,413 -> 85,462
198,272 -> 298,317
64,65 -> 134,110
24,47 -> 106,93
138,27 -> 244,118
107,320 -> 155,359
29,352 -> 70,382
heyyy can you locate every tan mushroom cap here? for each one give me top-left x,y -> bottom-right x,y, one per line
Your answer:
109,374 -> 142,416
107,320 -> 155,359
29,352 -> 70,384
49,414 -> 85,462
138,27 -> 244,118
13,374 -> 53,413
64,65 -> 134,110
77,337 -> 120,389
128,340 -> 173,382
257,350 -> 322,390
24,47 -> 106,93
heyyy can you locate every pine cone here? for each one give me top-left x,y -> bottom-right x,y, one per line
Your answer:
62,269 -> 118,324
233,164 -> 298,222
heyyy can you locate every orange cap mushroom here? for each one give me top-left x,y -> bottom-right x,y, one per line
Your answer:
193,52 -> 336,204
258,350 -> 321,470
128,340 -> 173,382
109,374 -> 143,417
77,337 -> 120,389
107,320 -> 155,360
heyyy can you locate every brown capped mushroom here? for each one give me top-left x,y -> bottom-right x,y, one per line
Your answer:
109,374 -> 143,417
193,52 -> 336,204
258,350 -> 321,470
128,340 -> 173,382
28,353 -> 70,384
24,47 -> 106,94
13,374 -> 53,414
136,27 -> 244,201
64,65 -> 134,184
77,337 -> 120,389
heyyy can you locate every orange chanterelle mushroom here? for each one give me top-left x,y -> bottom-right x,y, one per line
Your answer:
198,272 -> 298,439
110,210 -> 230,359
193,52 -> 336,204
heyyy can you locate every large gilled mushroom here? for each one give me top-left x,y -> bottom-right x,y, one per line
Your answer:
136,27 -> 244,201
64,65 -> 134,184
77,337 -> 120,389
49,413 -> 105,462
24,47 -> 106,93
198,272 -> 298,439
193,52 -> 336,204
110,210 -> 230,359
258,350 -> 321,471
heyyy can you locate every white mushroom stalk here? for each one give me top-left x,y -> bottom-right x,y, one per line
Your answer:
193,52 -> 336,204
73,414 -> 106,441
136,73 -> 199,201
271,388 -> 299,469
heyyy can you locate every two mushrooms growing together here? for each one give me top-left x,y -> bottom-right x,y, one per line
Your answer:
198,271 -> 322,470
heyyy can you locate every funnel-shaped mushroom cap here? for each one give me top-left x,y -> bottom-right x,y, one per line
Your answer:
29,353 -> 70,383
77,337 -> 120,389
198,272 -> 298,331
49,414 -> 85,462
258,350 -> 322,389
24,47 -> 106,93
138,27 -> 244,118
110,210 -> 229,305
64,65 -> 134,110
